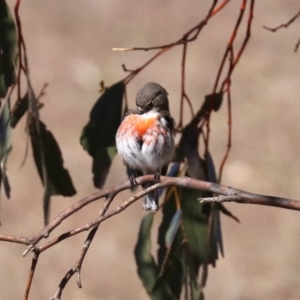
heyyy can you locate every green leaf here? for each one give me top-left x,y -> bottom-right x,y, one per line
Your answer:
10,92 -> 29,128
165,209 -> 182,249
134,214 -> 176,300
205,150 -> 224,259
0,98 -> 11,199
80,81 -> 124,188
157,163 -> 183,299
0,0 -> 18,98
157,199 -> 183,299
30,118 -> 76,223
30,119 -> 76,196
181,188 -> 210,266
181,245 -> 204,300
0,72 -> 7,98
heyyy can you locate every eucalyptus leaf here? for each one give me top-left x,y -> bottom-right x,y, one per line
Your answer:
0,98 -> 11,199
10,93 -> 29,128
134,214 -> 176,300
30,118 -> 76,223
80,81 -> 124,188
30,119 -> 76,196
0,0 -> 18,97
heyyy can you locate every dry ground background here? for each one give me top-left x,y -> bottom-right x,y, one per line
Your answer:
1,1 -> 300,299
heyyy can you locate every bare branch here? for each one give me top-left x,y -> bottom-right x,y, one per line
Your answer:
0,234 -> 29,245
23,252 -> 39,300
1,174 -> 300,298
295,37 -> 300,52
49,195 -> 115,298
117,0 -> 231,85
264,10 -> 300,32
264,9 -> 300,53
198,195 -> 242,203
113,0 -> 231,53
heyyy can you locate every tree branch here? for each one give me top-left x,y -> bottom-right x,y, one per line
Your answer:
264,10 -> 300,32
1,174 -> 300,298
264,9 -> 300,52
3,174 -> 300,251
118,0 -> 231,85
23,252 -> 39,300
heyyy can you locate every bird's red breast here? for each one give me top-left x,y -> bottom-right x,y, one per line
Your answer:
119,114 -> 157,138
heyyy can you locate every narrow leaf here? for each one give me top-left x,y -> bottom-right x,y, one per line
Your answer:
10,93 -> 29,128
0,98 -> 11,199
219,204 -> 240,223
30,117 -> 76,223
157,186 -> 183,299
165,209 -> 182,249
181,188 -> 209,266
30,119 -> 76,197
205,150 -> 224,258
0,0 -> 18,97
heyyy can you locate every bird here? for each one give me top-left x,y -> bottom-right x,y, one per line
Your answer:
116,82 -> 175,211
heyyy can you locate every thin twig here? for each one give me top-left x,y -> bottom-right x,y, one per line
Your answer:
0,234 -> 29,245
198,195 -> 242,203
264,10 -> 300,32
218,78 -> 232,182
23,252 -> 39,300
49,195 -> 115,299
3,173 -> 300,255
178,41 -> 188,129
294,37 -> 300,52
0,174 -> 300,298
113,0 -> 228,53
119,0 -> 230,86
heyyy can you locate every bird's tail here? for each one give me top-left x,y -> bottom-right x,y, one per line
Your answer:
142,182 -> 158,211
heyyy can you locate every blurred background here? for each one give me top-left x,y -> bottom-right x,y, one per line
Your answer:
1,0 -> 300,299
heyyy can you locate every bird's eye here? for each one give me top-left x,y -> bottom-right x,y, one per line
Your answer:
147,100 -> 153,108
137,106 -> 144,113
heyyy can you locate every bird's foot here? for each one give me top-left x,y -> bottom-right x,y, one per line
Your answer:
129,172 -> 138,186
154,172 -> 161,183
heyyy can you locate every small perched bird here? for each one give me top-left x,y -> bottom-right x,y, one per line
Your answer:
116,82 -> 175,211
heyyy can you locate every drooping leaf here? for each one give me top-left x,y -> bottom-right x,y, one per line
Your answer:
181,188 -> 210,266
205,150 -> 217,183
30,118 -> 76,196
90,145 -> 117,189
157,184 -> 210,299
207,151 -> 239,223
156,201 -> 183,298
219,203 -> 240,223
29,117 -> 76,223
0,71 -> 6,99
0,98 -> 11,199
156,122 -> 222,299
181,244 -> 204,300
80,81 -> 124,188
203,92 -> 223,112
205,150 -> 224,259
134,214 -> 176,300
0,0 -> 18,98
10,92 -> 44,128
165,209 -> 182,249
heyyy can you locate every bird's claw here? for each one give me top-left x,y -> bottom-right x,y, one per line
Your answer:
154,172 -> 160,183
129,173 -> 138,186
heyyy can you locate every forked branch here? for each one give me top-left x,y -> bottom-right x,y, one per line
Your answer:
1,174 -> 300,299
